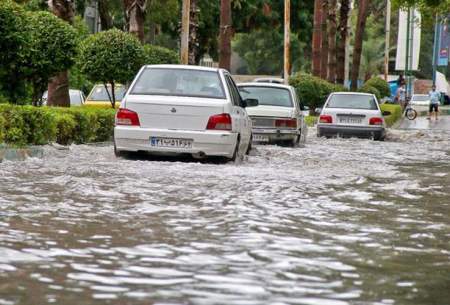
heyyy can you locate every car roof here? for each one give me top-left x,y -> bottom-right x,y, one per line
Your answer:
331,91 -> 374,96
143,64 -> 223,73
237,82 -> 292,90
253,77 -> 285,84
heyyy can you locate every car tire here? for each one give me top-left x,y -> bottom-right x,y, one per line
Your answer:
229,137 -> 242,163
114,143 -> 128,158
290,135 -> 300,148
246,134 -> 253,155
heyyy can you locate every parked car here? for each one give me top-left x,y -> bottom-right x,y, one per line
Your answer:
317,92 -> 386,141
410,94 -> 431,106
114,65 -> 258,161
253,77 -> 284,84
85,84 -> 126,108
42,89 -> 85,106
237,82 -> 307,146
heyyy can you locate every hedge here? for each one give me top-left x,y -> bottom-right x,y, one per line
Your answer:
289,73 -> 347,113
380,103 -> 402,127
0,104 -> 116,146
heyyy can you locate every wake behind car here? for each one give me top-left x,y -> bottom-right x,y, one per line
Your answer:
317,92 -> 386,141
237,82 -> 307,147
114,65 -> 257,161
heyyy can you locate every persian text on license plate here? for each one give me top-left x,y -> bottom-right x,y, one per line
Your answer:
150,137 -> 193,148
339,117 -> 362,124
253,135 -> 270,142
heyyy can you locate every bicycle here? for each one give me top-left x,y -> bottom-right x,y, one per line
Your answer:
403,97 -> 417,120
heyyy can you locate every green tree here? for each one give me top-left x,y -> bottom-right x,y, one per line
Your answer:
0,0 -> 29,104
78,29 -> 146,108
143,45 -> 180,65
24,11 -> 78,106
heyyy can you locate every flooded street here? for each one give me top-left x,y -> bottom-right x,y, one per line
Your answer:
0,128 -> 449,305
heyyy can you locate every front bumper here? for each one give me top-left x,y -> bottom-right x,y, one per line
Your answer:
317,125 -> 385,139
114,126 -> 238,158
252,128 -> 299,142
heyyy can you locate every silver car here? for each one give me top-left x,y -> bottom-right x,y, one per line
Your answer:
42,89 -> 85,106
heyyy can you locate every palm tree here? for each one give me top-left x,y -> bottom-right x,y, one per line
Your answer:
123,0 -> 147,43
189,0 -> 199,64
312,0 -> 323,77
360,37 -> 385,81
47,0 -> 75,107
336,0 -> 351,85
320,0 -> 329,79
327,0 -> 337,83
350,0 -> 369,90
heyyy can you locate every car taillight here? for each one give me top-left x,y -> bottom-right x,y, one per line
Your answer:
275,119 -> 297,128
206,113 -> 232,130
319,115 -> 333,124
116,108 -> 140,126
369,117 -> 383,125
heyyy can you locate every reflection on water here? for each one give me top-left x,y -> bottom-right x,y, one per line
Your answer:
0,129 -> 449,305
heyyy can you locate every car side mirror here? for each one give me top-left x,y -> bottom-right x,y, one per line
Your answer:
243,98 -> 259,108
382,110 -> 391,116
315,108 -> 322,115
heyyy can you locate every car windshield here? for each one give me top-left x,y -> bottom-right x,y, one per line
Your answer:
130,68 -> 225,99
326,94 -> 378,110
69,91 -> 83,105
412,95 -> 429,101
239,86 -> 293,107
88,86 -> 126,101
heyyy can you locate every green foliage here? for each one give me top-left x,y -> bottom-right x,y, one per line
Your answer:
380,103 -> 402,127
0,104 -> 116,146
364,77 -> 391,98
143,45 -> 180,65
358,84 -> 381,100
78,29 -> 146,106
289,73 -> 345,112
24,11 -> 78,103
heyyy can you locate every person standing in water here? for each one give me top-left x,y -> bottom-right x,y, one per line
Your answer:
428,85 -> 441,121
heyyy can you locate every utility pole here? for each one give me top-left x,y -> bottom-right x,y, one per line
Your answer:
219,0 -> 232,70
432,14 -> 440,86
384,0 -> 391,81
284,0 -> 291,84
180,0 -> 190,65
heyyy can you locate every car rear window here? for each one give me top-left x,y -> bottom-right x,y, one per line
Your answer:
326,94 -> 378,110
130,68 -> 226,99
89,86 -> 126,101
411,95 -> 429,101
238,86 -> 293,107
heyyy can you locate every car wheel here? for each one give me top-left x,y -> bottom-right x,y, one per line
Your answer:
229,137 -> 242,163
114,143 -> 127,158
246,134 -> 253,155
290,135 -> 300,148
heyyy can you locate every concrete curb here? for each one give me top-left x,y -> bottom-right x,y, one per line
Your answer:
0,145 -> 44,162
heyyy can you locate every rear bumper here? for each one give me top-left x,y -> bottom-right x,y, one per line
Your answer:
317,125 -> 385,139
114,126 -> 237,157
252,128 -> 299,142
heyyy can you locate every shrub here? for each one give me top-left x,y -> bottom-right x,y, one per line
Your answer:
78,29 -> 146,108
358,84 -> 381,100
0,105 -> 116,146
144,44 -> 180,65
289,73 -> 345,113
364,77 -> 391,98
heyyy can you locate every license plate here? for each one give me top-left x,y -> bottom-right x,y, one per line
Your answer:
150,137 -> 193,148
339,117 -> 362,124
253,135 -> 269,142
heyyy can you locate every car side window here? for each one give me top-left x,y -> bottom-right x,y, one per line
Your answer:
224,75 -> 242,107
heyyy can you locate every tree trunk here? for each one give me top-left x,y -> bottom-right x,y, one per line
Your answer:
47,0 -> 75,108
327,0 -> 337,83
219,0 -> 232,71
312,0 -> 323,77
351,0 -> 369,91
320,0 -> 329,80
98,0 -> 113,30
123,0 -> 146,43
336,0 -> 350,85
189,0 -> 199,65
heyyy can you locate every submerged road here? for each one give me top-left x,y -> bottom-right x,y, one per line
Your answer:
398,114 -> 450,130
0,128 -> 449,305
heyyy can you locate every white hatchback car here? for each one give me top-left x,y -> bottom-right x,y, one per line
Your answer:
114,65 -> 257,161
317,92 -> 386,141
237,83 -> 308,146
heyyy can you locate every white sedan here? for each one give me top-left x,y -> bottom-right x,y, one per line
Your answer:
237,82 -> 308,147
317,92 -> 386,141
114,65 -> 257,161
410,94 -> 431,106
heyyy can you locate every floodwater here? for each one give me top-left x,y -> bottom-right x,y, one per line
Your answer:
0,128 -> 449,305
